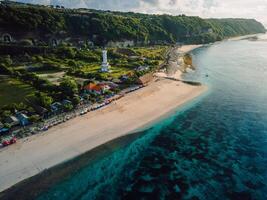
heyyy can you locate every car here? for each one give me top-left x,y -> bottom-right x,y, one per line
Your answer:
10,137 -> 17,144
42,126 -> 49,131
1,136 -> 17,147
31,130 -> 38,135
2,140 -> 10,147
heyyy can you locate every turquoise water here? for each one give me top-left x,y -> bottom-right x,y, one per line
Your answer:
37,36 -> 267,200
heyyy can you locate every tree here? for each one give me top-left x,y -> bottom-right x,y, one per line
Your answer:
13,102 -> 28,111
63,103 -> 73,111
4,123 -> 11,129
72,96 -> 80,106
0,55 -> 12,66
0,5 -> 265,46
82,93 -> 90,101
59,76 -> 78,97
35,56 -> 44,62
103,90 -> 113,96
68,60 -> 78,69
29,115 -> 40,123
2,110 -> 12,118
35,92 -> 53,108
57,47 -> 76,59
0,64 -> 12,75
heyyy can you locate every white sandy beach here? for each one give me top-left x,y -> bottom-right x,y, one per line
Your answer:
0,45 -> 206,192
227,34 -> 262,41
177,45 -> 203,53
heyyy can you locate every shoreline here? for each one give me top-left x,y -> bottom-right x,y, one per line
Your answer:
226,33 -> 264,41
0,45 -> 206,193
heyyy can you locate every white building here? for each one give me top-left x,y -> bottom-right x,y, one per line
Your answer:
107,40 -> 135,48
101,50 -> 110,72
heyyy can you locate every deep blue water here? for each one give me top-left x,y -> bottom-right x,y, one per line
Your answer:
37,35 -> 267,200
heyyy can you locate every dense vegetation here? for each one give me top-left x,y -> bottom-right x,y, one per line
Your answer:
0,1 -> 265,45
0,44 -> 167,124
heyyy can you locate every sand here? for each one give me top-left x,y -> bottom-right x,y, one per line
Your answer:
177,45 -> 203,53
0,45 -> 206,192
227,34 -> 263,41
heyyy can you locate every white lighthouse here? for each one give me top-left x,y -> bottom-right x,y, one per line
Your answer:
101,49 -> 110,72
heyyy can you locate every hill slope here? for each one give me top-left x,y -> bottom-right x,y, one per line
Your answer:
0,1 -> 265,45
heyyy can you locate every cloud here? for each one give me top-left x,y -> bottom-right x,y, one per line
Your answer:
13,0 -> 267,27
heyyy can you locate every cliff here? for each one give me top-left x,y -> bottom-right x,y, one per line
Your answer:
0,1 -> 265,46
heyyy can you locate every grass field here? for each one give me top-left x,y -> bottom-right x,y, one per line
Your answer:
132,46 -> 167,60
0,76 -> 36,108
36,71 -> 66,85
81,63 -> 134,79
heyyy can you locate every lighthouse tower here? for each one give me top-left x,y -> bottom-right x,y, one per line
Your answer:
101,50 -> 110,72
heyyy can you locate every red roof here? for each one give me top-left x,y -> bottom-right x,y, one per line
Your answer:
84,83 -> 102,92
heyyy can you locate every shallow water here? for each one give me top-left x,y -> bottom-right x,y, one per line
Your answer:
36,35 -> 267,200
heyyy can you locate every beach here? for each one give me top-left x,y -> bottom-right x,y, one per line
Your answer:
177,45 -> 203,53
227,33 -> 263,41
0,45 -> 206,192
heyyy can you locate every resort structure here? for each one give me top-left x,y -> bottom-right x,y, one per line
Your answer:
101,49 -> 110,72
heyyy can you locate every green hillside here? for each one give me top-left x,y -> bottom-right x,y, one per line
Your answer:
0,1 -> 265,45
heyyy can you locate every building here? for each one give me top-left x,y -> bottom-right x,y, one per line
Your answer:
101,50 -> 110,72
4,116 -> 20,127
107,40 -> 134,48
84,83 -> 111,94
62,99 -> 72,106
0,121 -> 9,134
103,81 -> 119,89
51,102 -> 63,112
138,73 -> 154,85
30,103 -> 48,118
120,75 -> 129,82
84,83 -> 102,94
98,83 -> 111,92
16,113 -> 30,126
1,33 -> 12,43
136,65 -> 150,72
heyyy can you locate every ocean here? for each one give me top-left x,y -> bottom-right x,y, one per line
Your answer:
6,35 -> 267,200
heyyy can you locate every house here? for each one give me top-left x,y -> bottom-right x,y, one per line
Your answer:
202,28 -> 213,34
136,65 -> 150,72
112,78 -> 122,84
4,116 -> 20,127
84,83 -> 111,94
104,81 -> 119,90
107,40 -> 134,48
51,102 -> 63,112
98,83 -> 111,92
120,72 -> 134,82
87,40 -> 94,47
62,100 -> 72,105
0,122 -> 9,134
16,113 -> 30,126
84,83 -> 102,95
62,100 -> 73,110
31,104 -> 48,117
120,75 -> 129,81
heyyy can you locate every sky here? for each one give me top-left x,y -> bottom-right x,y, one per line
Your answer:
13,0 -> 267,27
